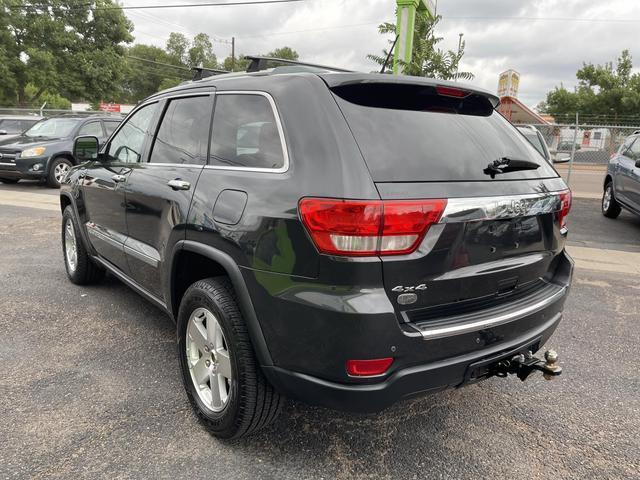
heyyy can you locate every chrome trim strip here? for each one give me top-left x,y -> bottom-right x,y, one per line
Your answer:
204,91 -> 290,174
123,244 -> 159,268
440,192 -> 563,224
415,285 -> 567,340
86,222 -> 123,250
0,162 -> 16,166
123,237 -> 161,268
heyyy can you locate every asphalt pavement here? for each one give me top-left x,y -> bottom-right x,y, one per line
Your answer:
0,176 -> 639,479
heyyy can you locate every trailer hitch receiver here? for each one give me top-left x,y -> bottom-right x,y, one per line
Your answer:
494,349 -> 562,381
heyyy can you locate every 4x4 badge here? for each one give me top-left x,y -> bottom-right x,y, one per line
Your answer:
392,284 -> 427,293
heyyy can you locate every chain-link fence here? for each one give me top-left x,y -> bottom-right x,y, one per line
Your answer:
529,122 -> 640,165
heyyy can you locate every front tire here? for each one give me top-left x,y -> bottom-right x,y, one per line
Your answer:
177,277 -> 283,439
48,157 -> 73,188
62,206 -> 105,284
602,181 -> 621,218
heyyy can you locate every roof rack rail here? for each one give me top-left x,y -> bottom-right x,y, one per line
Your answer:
245,56 -> 353,73
192,66 -> 230,81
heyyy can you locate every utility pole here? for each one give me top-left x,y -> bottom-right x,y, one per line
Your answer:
231,36 -> 236,71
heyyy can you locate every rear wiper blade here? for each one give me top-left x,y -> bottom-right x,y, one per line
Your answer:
484,157 -> 540,178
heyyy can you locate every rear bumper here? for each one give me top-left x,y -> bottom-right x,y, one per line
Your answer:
263,309 -> 563,412
250,250 -> 573,412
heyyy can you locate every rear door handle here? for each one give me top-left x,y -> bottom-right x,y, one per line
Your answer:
167,179 -> 191,191
112,174 -> 127,183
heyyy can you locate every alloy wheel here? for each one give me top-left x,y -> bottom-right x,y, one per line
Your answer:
603,185 -> 612,212
186,307 -> 233,412
64,218 -> 78,272
54,162 -> 71,184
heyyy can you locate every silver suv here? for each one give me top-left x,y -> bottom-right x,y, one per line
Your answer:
602,133 -> 640,218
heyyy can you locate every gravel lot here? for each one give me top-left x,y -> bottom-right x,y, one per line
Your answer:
0,182 -> 639,479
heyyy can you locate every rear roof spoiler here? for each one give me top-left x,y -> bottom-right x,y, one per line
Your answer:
318,73 -> 500,109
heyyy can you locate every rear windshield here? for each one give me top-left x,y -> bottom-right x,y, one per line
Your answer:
332,85 -> 558,182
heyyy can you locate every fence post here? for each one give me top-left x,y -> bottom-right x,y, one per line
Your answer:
567,112 -> 578,187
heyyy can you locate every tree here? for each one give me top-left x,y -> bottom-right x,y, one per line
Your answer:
268,46 -> 299,60
0,0 -> 133,106
220,46 -> 299,73
222,55 -> 250,72
165,32 -> 190,66
188,33 -> 217,68
122,44 -> 189,103
545,50 -> 640,122
368,12 -> 473,81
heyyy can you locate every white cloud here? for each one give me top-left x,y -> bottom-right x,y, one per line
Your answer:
125,0 -> 640,106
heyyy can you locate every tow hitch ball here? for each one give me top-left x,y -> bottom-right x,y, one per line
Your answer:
494,350 -> 562,381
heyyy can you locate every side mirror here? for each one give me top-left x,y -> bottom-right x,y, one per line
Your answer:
0,130 -> 7,135
73,135 -> 100,162
635,159 -> 640,168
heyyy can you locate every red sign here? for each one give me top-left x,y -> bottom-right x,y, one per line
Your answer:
100,102 -> 121,113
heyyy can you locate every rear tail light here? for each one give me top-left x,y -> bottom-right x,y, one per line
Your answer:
346,358 -> 393,377
558,189 -> 572,229
299,198 -> 447,257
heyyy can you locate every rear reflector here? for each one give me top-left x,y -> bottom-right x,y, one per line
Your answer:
558,189 -> 572,229
346,358 -> 393,377
436,85 -> 469,98
299,198 -> 447,257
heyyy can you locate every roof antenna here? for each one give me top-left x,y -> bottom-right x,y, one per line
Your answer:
380,35 -> 399,74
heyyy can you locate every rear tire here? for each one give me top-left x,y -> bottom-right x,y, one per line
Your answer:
177,277 -> 283,439
62,206 -> 105,284
0,178 -> 19,184
602,181 -> 621,219
48,157 -> 73,188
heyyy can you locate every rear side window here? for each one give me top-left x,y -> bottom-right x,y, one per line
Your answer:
150,96 -> 212,165
0,120 -> 21,133
210,93 -> 285,170
627,138 -> 640,159
79,121 -> 103,137
333,84 -> 558,182
104,120 -> 120,137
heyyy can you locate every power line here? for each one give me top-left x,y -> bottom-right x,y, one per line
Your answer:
442,15 -> 640,24
236,20 -> 381,38
14,0 -> 308,11
128,55 -> 192,71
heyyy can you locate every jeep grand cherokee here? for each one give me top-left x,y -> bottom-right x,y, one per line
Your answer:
60,63 -> 573,439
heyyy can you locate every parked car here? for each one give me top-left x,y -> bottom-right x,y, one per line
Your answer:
516,125 -> 553,163
0,114 -> 122,187
60,66 -> 573,439
516,125 -> 571,164
0,115 -> 42,141
602,132 -> 640,218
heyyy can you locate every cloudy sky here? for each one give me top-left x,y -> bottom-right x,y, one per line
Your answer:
124,0 -> 640,107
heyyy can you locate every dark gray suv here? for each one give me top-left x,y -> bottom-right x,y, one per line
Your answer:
0,115 -> 121,187
602,133 -> 640,218
60,61 -> 573,439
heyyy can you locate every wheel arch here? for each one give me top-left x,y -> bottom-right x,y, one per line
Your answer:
47,152 -> 76,175
169,240 -> 274,367
604,174 -> 613,189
